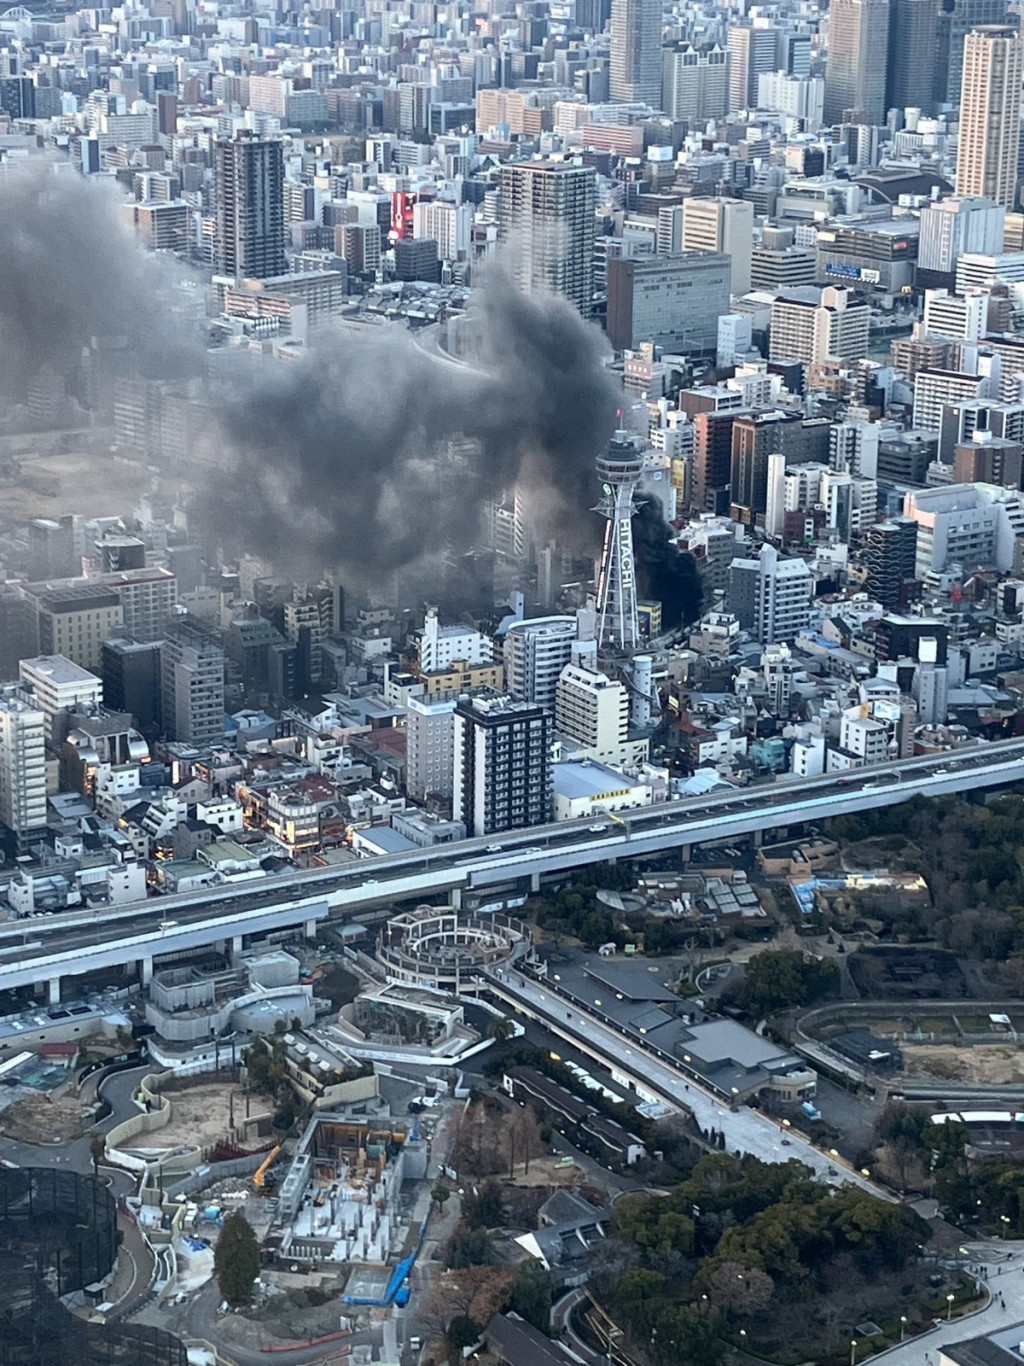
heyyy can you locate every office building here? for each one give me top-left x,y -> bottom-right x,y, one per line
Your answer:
728,544 -> 813,644
916,197 -> 1005,282
757,72 -> 825,125
0,692 -> 46,838
922,288 -> 989,342
904,482 -> 1024,574
681,197 -> 754,295
610,0 -> 662,106
824,0 -> 891,124
555,664 -> 644,767
101,637 -> 162,732
498,161 -> 596,314
730,412 -> 831,521
769,286 -> 870,368
661,43 -> 730,125
453,692 -> 552,837
728,24 -> 781,111
19,655 -> 103,744
31,584 -> 124,673
504,617 -> 578,712
953,433 -> 1023,485
886,0 -> 939,116
692,410 -> 742,513
955,24 -> 1024,211
606,252 -> 731,352
214,132 -> 286,279
405,696 -> 456,803
936,0 -> 1012,106
160,615 -> 225,748
862,518 -> 919,608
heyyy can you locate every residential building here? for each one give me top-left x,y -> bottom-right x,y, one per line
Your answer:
405,696 -> 456,803
453,692 -> 552,837
555,664 -> 647,767
955,23 -> 1024,211
160,615 -> 225,748
769,287 -> 870,368
728,544 -> 813,644
861,518 -> 919,609
503,616 -> 578,711
498,161 -> 596,314
916,196 -> 1005,280
417,609 -> 492,673
953,433 -> 1023,485
0,691 -> 46,838
904,481 -> 1024,575
213,131 -> 286,279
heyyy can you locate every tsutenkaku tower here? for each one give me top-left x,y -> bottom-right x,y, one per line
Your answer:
594,430 -> 643,654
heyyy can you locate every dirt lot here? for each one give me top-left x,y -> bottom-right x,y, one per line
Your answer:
0,451 -> 156,522
902,1042 -> 1024,1083
0,1090 -> 98,1143
144,1083 -> 274,1150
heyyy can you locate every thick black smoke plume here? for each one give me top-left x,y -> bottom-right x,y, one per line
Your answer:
205,273 -> 622,575
634,499 -> 702,630
0,165 -> 200,392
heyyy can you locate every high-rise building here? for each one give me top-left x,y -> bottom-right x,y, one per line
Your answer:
938,398 -> 1024,460
824,0 -> 891,125
214,132 -> 286,279
661,43 -> 730,124
101,637 -> 162,731
681,197 -> 754,295
555,664 -> 645,767
610,0 -> 662,106
606,252 -> 731,352
727,24 -> 781,112
160,615 -> 225,748
503,617 -> 578,712
498,161 -> 596,313
0,691 -> 46,838
769,286 -> 870,368
728,544 -> 813,644
405,696 -> 456,803
955,23 -> 1023,211
861,518 -> 919,608
453,692 -> 552,836
936,0 -> 1011,106
830,419 -> 880,478
729,412 -> 831,522
886,0 -> 939,116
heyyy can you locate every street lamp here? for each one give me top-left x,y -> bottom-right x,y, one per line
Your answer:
947,1293 -> 955,1321
850,1340 -> 857,1366
1001,1215 -> 1012,1238
900,1316 -> 907,1342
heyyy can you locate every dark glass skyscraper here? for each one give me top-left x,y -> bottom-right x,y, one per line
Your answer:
886,0 -> 939,116
824,0 -> 891,124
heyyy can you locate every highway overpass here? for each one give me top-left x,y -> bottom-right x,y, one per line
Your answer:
4,739 -> 1024,1000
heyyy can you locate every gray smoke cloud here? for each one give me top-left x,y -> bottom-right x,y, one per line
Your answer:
0,163 -> 200,392
0,164 -> 621,581
208,274 -> 621,575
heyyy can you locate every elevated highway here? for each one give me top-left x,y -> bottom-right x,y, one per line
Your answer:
4,739 -> 1024,1000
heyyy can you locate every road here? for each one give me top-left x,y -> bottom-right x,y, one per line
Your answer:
879,1240 -> 1024,1363
4,739 -> 1024,1000
487,968 -> 885,1196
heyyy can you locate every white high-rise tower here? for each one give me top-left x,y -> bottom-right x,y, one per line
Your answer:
595,431 -> 643,653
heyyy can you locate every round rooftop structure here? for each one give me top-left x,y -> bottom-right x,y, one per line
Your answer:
376,906 -> 527,991
596,431 -> 644,485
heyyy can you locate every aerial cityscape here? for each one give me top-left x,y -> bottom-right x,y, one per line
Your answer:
8,0 -> 1024,1364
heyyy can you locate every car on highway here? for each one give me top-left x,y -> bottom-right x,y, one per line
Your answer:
486,844 -> 503,853
588,824 -> 608,833
158,920 -> 178,930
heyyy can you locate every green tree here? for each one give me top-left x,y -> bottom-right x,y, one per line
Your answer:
89,1135 -> 105,1177
487,1017 -> 515,1043
446,1225 -> 495,1268
447,1314 -> 481,1351
214,1212 -> 261,1306
431,1179 -> 452,1213
508,1261 -> 551,1331
738,949 -> 838,1017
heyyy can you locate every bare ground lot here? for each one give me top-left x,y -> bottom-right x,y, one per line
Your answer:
136,1083 -> 274,1151
902,1042 -> 1024,1083
0,1090 -> 98,1143
0,451 -> 156,522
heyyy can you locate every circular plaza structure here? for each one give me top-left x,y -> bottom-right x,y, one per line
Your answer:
376,906 -> 527,991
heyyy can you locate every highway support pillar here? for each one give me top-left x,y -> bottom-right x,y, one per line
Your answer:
752,828 -> 764,848
139,956 -> 153,987
450,887 -> 463,910
530,872 -> 541,893
304,919 -> 318,939
231,935 -> 243,956
47,977 -> 61,1005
